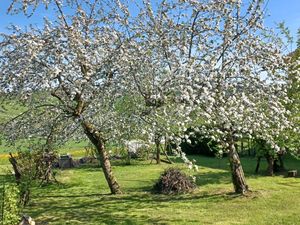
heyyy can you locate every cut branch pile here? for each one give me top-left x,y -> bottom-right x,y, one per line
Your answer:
153,168 -> 196,194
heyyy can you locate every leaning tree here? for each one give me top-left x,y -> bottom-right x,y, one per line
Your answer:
126,0 -> 294,194
0,0 -> 136,194
2,0 -> 296,195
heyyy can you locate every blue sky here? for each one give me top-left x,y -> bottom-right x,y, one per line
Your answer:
0,1 -> 300,43
265,0 -> 300,37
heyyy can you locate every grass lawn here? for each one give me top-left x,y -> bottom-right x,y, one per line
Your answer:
1,154 -> 300,225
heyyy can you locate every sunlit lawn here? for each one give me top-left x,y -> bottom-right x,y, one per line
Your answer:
1,154 -> 299,225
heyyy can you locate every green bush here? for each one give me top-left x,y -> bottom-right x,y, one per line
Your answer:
180,137 -> 221,156
168,128 -> 223,157
1,184 -> 20,225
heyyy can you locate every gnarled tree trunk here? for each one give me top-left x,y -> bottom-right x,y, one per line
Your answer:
228,141 -> 249,194
82,121 -> 122,194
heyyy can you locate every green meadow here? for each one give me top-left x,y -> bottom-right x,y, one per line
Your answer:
1,153 -> 299,225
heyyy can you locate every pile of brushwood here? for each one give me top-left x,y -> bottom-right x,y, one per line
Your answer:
153,168 -> 196,194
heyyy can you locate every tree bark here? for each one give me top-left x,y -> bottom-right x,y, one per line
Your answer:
156,145 -> 161,164
228,141 -> 249,194
9,153 -> 21,184
255,156 -> 261,173
278,154 -> 285,171
82,121 -> 122,194
247,138 -> 253,156
266,154 -> 274,176
155,134 -> 161,164
163,146 -> 173,164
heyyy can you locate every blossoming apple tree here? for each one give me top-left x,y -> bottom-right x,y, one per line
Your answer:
179,0 -> 293,193
1,0 -> 296,195
126,0 -> 294,194
0,0 -> 136,194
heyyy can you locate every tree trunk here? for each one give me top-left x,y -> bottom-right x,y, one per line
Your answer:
155,135 -> 161,164
255,156 -> 261,173
9,153 -> 21,184
163,146 -> 173,164
278,154 -> 285,171
82,121 -> 122,194
155,143 -> 161,164
228,142 -> 249,194
266,155 -> 274,176
240,139 -> 244,154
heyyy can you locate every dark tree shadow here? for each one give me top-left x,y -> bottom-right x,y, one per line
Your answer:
27,189 -> 244,225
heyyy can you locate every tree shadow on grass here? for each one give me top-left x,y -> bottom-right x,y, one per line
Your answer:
26,156 -> 286,224
24,160 -> 258,224
28,194 -> 164,224
29,189 -> 240,225
24,163 -> 244,224
56,161 -> 235,192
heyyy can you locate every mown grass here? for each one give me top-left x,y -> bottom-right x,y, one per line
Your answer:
1,155 -> 299,225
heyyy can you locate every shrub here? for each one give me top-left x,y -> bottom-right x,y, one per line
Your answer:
153,168 -> 196,194
180,137 -> 221,156
125,140 -> 150,160
169,128 -> 223,157
1,184 -> 20,225
9,149 -> 58,206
